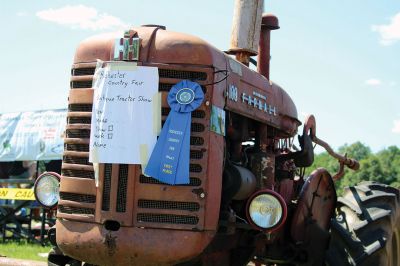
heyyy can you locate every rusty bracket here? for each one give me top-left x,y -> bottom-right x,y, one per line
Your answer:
302,115 -> 360,180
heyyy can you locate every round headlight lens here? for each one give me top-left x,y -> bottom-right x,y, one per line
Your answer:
248,193 -> 284,230
34,172 -> 60,208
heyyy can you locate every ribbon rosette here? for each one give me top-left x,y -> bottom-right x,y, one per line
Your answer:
145,80 -> 204,184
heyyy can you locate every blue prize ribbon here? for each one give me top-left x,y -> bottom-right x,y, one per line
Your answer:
145,80 -> 204,184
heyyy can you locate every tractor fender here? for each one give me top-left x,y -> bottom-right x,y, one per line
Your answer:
291,168 -> 337,243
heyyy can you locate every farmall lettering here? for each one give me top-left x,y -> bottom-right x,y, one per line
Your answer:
227,83 -> 277,117
242,91 -> 277,116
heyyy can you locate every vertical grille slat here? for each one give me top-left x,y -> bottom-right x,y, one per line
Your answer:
102,164 -> 112,211
116,164 -> 129,212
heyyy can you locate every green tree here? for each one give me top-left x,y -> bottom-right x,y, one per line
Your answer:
338,141 -> 371,161
305,142 -> 399,194
377,146 -> 400,187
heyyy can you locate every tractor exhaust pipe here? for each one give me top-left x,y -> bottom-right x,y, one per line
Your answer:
257,14 -> 279,80
228,0 -> 263,65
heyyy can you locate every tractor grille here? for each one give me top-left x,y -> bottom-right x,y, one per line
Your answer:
159,83 -> 206,93
68,104 -> 93,112
64,144 -> 89,152
68,117 -> 92,124
162,108 -> 206,119
138,199 -> 200,212
59,206 -> 95,216
102,164 -> 112,211
116,164 -> 129,212
71,67 -> 208,81
137,213 -> 199,225
63,156 -> 92,166
158,69 -> 207,81
62,169 -> 94,179
72,67 -> 95,76
66,129 -> 91,138
60,192 -> 96,203
139,175 -> 202,186
60,63 -> 210,229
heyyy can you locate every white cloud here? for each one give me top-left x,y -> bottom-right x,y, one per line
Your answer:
365,78 -> 382,86
392,120 -> 400,134
36,5 -> 127,30
372,12 -> 400,46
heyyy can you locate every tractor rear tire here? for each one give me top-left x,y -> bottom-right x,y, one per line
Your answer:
326,181 -> 400,266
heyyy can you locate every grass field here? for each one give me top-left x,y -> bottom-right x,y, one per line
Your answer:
0,241 -> 50,262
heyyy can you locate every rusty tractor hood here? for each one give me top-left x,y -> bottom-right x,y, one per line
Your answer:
73,25 -> 299,135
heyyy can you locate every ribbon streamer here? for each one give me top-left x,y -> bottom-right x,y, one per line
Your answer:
145,80 -> 204,184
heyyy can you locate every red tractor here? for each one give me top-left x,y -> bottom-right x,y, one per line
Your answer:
35,1 -> 400,265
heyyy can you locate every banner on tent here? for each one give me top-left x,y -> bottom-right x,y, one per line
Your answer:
0,109 -> 67,161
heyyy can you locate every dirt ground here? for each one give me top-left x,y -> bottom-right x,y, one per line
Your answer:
0,257 -> 46,266
0,257 -> 259,266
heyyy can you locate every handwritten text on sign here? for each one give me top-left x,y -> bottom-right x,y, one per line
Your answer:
89,65 -> 159,164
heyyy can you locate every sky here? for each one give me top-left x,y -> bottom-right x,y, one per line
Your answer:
1,0 -> 399,153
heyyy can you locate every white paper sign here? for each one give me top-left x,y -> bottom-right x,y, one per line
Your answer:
89,65 -> 159,164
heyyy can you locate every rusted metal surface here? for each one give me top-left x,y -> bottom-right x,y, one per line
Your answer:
234,51 -> 252,66
58,22 -> 313,264
290,168 -> 336,242
303,115 -> 360,170
59,33 -> 222,262
225,64 -> 300,137
257,14 -> 279,80
277,178 -> 294,204
56,219 -> 214,266
228,0 -> 263,56
332,161 -> 345,181
250,152 -> 275,189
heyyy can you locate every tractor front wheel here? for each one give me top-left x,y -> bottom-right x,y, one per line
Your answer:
326,181 -> 400,265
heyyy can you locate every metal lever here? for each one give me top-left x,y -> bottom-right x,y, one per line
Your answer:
303,115 -> 360,171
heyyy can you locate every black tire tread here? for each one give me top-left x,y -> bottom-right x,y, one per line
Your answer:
327,181 -> 400,266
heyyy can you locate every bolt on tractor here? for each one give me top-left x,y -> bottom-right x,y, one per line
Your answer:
34,0 -> 400,265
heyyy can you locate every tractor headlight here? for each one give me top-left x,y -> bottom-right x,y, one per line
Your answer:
246,190 -> 287,232
34,172 -> 60,209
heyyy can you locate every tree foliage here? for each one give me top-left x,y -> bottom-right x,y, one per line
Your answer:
305,142 -> 400,194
